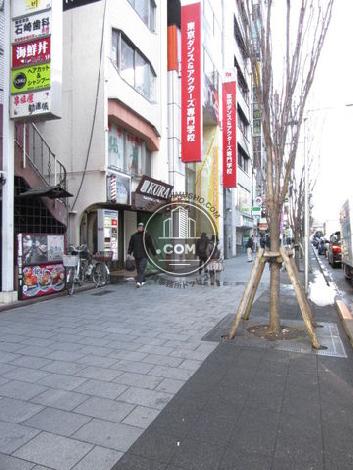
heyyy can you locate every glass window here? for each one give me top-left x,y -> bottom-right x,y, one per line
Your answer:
120,37 -> 134,87
108,126 -> 124,170
112,30 -> 156,101
126,135 -> 143,176
128,0 -> 156,31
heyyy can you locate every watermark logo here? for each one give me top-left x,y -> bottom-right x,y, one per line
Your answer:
144,198 -> 218,276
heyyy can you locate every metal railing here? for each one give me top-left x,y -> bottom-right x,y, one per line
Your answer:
15,122 -> 67,190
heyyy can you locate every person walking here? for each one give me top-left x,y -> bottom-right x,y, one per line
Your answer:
206,235 -> 222,286
196,232 -> 209,276
246,235 -> 254,262
128,222 -> 156,287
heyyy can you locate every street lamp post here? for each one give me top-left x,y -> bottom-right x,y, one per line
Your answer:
303,117 -> 309,294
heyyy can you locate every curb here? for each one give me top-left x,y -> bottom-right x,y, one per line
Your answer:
336,299 -> 353,349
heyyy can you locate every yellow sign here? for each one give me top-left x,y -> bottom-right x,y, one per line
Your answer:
26,0 -> 41,8
11,64 -> 50,95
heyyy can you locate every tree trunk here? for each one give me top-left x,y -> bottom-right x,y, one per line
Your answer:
269,213 -> 281,334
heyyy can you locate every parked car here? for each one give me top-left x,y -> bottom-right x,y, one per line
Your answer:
327,231 -> 342,268
312,231 -> 323,248
318,237 -> 329,256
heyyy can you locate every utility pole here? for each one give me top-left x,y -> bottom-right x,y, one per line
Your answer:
1,0 -> 17,303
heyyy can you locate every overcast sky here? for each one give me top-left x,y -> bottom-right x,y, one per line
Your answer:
305,0 -> 353,230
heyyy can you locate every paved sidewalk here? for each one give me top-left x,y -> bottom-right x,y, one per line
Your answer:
0,255 -> 267,470
113,256 -> 353,470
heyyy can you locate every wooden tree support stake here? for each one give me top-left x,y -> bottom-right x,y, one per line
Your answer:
280,247 -> 321,349
229,248 -> 265,339
228,247 -> 321,350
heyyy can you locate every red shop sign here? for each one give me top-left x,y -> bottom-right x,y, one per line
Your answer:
181,0 -> 202,162
12,37 -> 51,69
222,72 -> 237,188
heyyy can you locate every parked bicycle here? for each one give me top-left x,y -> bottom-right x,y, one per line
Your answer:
63,245 -> 112,295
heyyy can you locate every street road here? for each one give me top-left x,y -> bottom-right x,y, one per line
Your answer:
313,248 -> 353,309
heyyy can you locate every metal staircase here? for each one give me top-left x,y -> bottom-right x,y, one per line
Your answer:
15,122 -> 67,191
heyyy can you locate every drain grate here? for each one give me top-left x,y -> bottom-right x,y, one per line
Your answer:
203,315 -> 347,358
91,289 -> 115,296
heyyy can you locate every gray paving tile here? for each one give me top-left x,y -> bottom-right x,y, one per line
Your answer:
30,389 -> 90,411
47,342 -> 84,352
76,355 -> 118,368
0,421 -> 40,453
71,445 -> 123,470
113,372 -> 163,390
155,378 -> 185,394
0,453 -> 35,470
74,396 -> 135,423
142,354 -> 184,368
45,350 -> 86,362
118,387 -> 173,410
122,406 -> 160,429
38,373 -> 87,391
73,379 -> 128,400
0,351 -> 20,363
138,345 -> 174,355
111,453 -> 167,470
9,356 -> 53,370
0,342 -> 24,353
14,346 -> 52,358
77,366 -> 122,382
112,360 -> 154,375
0,397 -> 43,424
109,351 -> 148,362
24,407 -> 92,436
0,380 -> 47,400
14,431 -> 93,470
148,366 -> 192,381
41,361 -> 86,375
179,359 -> 203,371
3,367 -> 51,384
0,363 -> 17,376
72,418 -> 143,451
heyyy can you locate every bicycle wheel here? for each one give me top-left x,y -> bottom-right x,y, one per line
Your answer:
92,263 -> 107,287
66,267 -> 75,295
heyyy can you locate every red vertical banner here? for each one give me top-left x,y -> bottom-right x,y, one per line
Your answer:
222,71 -> 237,188
181,0 -> 202,163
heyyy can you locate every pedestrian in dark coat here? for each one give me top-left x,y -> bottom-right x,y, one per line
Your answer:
128,223 -> 156,287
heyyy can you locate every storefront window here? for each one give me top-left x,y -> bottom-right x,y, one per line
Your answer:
126,135 -> 143,176
108,126 -> 124,171
108,124 -> 152,177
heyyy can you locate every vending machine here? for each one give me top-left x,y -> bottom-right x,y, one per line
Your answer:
97,209 -> 119,260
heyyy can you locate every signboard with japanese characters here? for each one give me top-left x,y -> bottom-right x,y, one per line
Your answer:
12,0 -> 52,18
181,0 -> 202,163
12,38 -> 51,68
11,90 -> 51,118
222,71 -> 237,188
10,0 -> 62,121
11,64 -> 50,94
11,10 -> 51,44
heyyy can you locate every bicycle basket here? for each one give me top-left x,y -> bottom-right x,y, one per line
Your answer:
92,251 -> 113,262
62,255 -> 79,267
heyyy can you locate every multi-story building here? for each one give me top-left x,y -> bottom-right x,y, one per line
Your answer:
0,0 -> 258,301
223,0 -> 254,257
35,0 -> 170,264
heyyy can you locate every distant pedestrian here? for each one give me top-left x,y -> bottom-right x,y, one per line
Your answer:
246,236 -> 254,262
196,232 -> 209,275
128,222 -> 156,288
260,233 -> 266,249
206,236 -> 222,286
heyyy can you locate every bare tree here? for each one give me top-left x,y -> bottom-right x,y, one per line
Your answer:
229,0 -> 334,345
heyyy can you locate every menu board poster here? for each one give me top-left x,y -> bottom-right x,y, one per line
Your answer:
21,233 -> 64,265
20,263 -> 65,299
